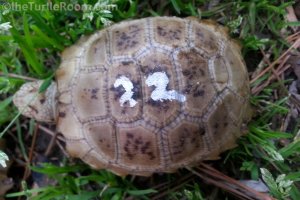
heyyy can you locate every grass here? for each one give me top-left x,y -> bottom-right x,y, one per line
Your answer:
0,0 -> 299,199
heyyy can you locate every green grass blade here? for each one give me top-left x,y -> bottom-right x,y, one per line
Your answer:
16,119 -> 28,161
30,25 -> 64,50
38,76 -> 54,93
279,140 -> 300,158
0,35 -> 13,42
10,27 -> 45,76
23,13 -> 33,49
5,186 -> 56,198
170,0 -> 181,14
286,172 -> 300,182
0,96 -> 12,111
28,11 -> 66,45
248,1 -> 256,34
127,189 -> 157,196
66,192 -> 99,200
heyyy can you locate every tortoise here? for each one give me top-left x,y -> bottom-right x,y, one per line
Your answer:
13,16 -> 252,176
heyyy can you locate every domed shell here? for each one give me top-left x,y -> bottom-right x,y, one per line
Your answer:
55,16 -> 251,176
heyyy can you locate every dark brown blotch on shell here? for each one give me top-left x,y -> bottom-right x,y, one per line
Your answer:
83,88 -> 100,100
184,83 -> 206,97
178,49 -> 208,98
124,132 -> 156,160
115,25 -> 141,51
139,64 -> 167,76
213,119 -> 229,135
195,28 -> 218,53
99,138 -> 111,149
157,26 -> 182,40
146,99 -> 170,111
172,126 -> 205,156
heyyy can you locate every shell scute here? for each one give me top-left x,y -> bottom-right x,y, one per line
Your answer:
57,106 -> 83,140
168,121 -> 208,164
205,91 -> 243,153
84,122 -> 116,161
72,70 -> 107,121
139,51 -> 181,127
176,48 -> 216,116
110,20 -> 147,57
224,43 -> 250,97
152,17 -> 187,48
117,125 -> 161,169
84,32 -> 108,67
191,21 -> 220,55
108,60 -> 143,122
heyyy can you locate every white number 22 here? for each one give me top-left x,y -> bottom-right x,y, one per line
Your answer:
114,71 -> 186,107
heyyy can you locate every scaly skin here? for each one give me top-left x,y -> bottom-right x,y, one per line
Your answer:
13,81 -> 57,123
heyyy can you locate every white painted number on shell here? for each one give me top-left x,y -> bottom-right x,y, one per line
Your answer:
114,76 -> 137,107
146,72 -> 186,102
114,72 -> 186,107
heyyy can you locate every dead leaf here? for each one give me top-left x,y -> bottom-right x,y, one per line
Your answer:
239,179 -> 269,193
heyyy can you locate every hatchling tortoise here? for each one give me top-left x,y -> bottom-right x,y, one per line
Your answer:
13,16 -> 252,176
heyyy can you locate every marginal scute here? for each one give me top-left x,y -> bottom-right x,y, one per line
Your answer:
224,42 -> 249,98
58,92 -> 71,105
61,35 -> 89,61
65,139 -> 90,158
81,149 -> 107,169
51,16 -> 252,176
206,94 -> 240,152
56,61 -> 77,92
224,90 -> 252,126
57,106 -> 83,140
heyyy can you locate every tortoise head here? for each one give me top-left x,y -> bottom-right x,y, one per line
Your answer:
13,81 -> 57,123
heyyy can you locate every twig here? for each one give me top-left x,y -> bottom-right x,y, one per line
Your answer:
250,37 -> 300,85
38,125 -> 65,142
56,139 -> 69,158
252,48 -> 272,79
187,163 -> 275,200
37,125 -> 69,157
250,37 -> 300,94
22,124 -> 39,180
149,173 -> 194,200
251,54 -> 291,95
285,6 -> 298,32
44,130 -> 58,157
286,31 -> 300,43
0,72 -> 38,81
